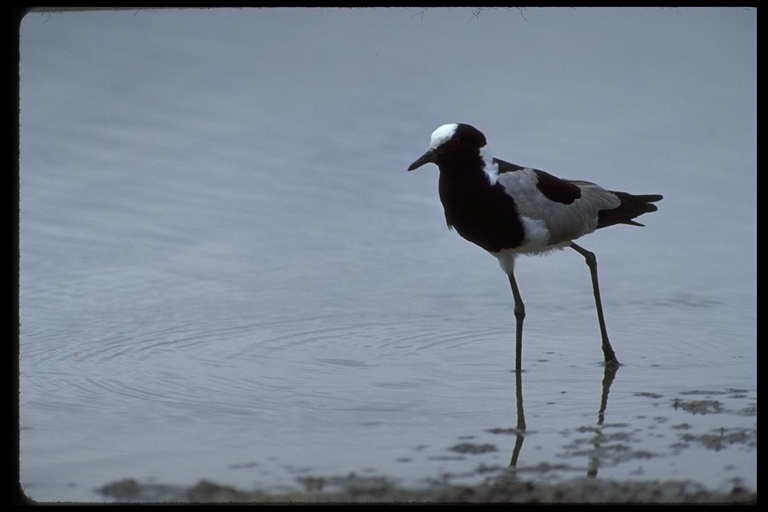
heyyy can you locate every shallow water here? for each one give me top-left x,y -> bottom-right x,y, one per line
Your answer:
18,8 -> 755,502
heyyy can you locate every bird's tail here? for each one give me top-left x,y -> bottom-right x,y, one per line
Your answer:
597,192 -> 663,229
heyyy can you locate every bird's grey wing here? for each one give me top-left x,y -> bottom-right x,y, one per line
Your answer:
496,170 -> 620,245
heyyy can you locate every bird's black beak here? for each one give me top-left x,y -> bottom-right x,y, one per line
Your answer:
407,148 -> 436,171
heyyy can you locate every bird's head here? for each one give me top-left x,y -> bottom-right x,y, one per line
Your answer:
407,123 -> 488,171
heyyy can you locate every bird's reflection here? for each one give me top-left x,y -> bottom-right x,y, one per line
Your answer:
508,364 -> 619,478
508,369 -> 526,470
587,364 -> 619,477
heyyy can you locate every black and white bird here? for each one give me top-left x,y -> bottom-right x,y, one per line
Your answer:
407,123 -> 662,371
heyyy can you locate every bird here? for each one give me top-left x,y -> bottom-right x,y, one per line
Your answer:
407,123 -> 662,372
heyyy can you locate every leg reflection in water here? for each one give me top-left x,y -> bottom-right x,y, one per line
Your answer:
587,364 -> 619,477
508,364 -> 619,476
509,369 -> 526,469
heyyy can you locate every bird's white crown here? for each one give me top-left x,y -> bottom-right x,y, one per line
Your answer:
429,123 -> 459,149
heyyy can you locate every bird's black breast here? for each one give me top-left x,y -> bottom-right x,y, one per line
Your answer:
438,172 -> 524,253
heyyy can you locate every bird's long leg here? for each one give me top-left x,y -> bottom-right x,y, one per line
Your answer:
507,271 -> 525,373
570,242 -> 620,366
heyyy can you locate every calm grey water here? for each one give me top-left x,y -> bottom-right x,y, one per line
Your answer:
19,8 -> 755,502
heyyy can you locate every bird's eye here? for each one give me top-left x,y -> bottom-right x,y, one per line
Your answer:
450,137 -> 461,147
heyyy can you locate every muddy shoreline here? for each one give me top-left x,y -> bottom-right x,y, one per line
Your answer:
88,474 -> 756,504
